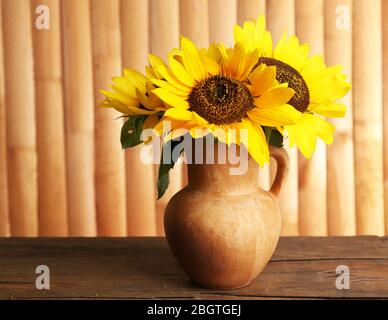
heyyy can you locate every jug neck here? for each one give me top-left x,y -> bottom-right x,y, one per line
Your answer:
186,142 -> 259,193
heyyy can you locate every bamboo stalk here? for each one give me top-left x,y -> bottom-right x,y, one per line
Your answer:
31,0 -> 68,236
353,0 -> 384,235
209,0 -> 237,45
383,0 -> 388,235
120,0 -> 157,236
150,0 -> 182,236
150,0 -> 180,58
266,0 -> 299,235
61,0 -> 96,236
91,0 -> 127,236
179,0 -> 209,188
236,0 -> 271,190
238,0 -> 265,24
180,0 -> 209,47
324,0 -> 356,235
2,0 -> 38,236
295,0 -> 327,236
0,1 -> 9,237
266,0 -> 295,41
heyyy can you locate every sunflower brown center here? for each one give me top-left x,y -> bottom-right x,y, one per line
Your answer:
258,57 -> 310,112
188,75 -> 254,125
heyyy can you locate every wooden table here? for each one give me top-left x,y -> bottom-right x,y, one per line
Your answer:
0,237 -> 387,299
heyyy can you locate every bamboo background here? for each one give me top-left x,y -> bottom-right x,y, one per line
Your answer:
0,0 -> 387,237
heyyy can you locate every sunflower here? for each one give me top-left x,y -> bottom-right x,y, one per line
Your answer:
100,61 -> 166,130
150,36 -> 301,166
234,16 -> 351,158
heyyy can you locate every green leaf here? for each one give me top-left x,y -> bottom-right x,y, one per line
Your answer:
262,126 -> 283,148
120,115 -> 148,149
157,139 -> 184,199
269,129 -> 284,148
156,170 -> 171,200
263,126 -> 273,144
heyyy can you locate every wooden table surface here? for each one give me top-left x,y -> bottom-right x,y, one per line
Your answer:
0,237 -> 387,299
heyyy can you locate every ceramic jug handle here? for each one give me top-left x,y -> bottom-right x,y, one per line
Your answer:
269,146 -> 289,197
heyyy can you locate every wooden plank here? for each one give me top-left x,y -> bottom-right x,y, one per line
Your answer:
324,0 -> 356,236
295,0 -> 327,236
383,0 -> 388,235
353,0 -> 384,235
150,0 -> 182,236
0,237 -> 387,299
2,0 -> 38,236
209,0 -> 237,45
0,1 -> 9,237
237,0 -> 266,24
120,0 -> 157,236
31,0 -> 68,236
91,0 -> 126,236
266,0 -> 299,236
180,0 -> 209,48
61,0 -> 96,236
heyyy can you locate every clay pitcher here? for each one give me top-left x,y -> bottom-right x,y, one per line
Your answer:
164,143 -> 289,289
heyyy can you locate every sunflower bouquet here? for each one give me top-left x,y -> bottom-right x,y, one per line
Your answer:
101,16 -> 350,198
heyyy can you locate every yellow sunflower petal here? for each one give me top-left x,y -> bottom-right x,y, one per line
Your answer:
152,88 -> 189,109
202,55 -> 220,76
100,100 -> 129,114
135,88 -> 149,108
206,43 -> 222,63
221,43 -> 259,81
169,57 -> 196,88
234,16 -> 272,56
111,76 -> 136,96
181,36 -> 207,81
285,114 -> 334,158
248,104 -> 301,127
249,64 -> 277,96
239,118 -> 269,166
101,89 -> 139,106
192,112 -> 209,125
273,34 -> 310,72
155,64 -> 192,92
151,78 -> 189,97
309,115 -> 335,145
285,120 -> 317,159
168,48 -> 183,62
164,108 -> 195,121
254,87 -> 295,108
148,54 -> 167,79
308,101 -> 347,118
123,69 -> 147,93
307,64 -> 351,103
145,66 -> 158,79
103,103 -> 156,116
